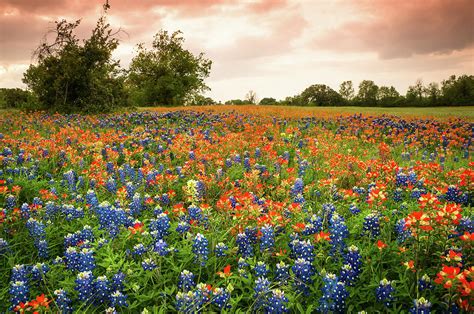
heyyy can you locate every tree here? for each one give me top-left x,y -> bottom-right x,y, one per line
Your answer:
245,90 -> 258,104
22,5 -> 126,113
441,75 -> 474,105
259,97 -> 277,105
424,82 -> 441,106
406,79 -> 425,105
339,81 -> 354,102
356,80 -> 378,105
376,86 -> 401,106
300,84 -> 343,106
128,30 -> 212,106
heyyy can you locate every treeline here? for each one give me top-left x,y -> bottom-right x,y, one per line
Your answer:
236,75 -> 474,107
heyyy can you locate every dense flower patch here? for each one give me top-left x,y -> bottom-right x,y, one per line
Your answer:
0,109 -> 472,313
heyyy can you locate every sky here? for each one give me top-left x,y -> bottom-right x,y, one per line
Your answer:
0,0 -> 473,102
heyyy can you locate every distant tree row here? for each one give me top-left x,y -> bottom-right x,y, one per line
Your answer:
226,75 -> 473,107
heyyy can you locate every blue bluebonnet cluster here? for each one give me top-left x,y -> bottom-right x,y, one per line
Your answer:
362,212 -> 381,238
260,224 -> 275,252
266,289 -> 289,314
142,258 -> 157,271
236,232 -> 254,257
329,213 -> 349,256
409,297 -> 431,314
110,290 -> 128,308
275,261 -> 290,283
132,243 -> 147,257
344,245 -> 362,277
395,219 -> 412,243
176,221 -> 191,234
54,289 -> 73,313
290,239 -> 315,263
302,214 -> 323,235
94,276 -> 111,305
178,270 -> 196,292
291,178 -> 304,197
292,258 -> 314,295
376,279 -> 395,307
444,185 -> 468,204
95,202 -> 126,237
254,261 -> 269,278
192,233 -> 209,266
154,239 -> 169,256
393,188 -> 403,202
214,242 -> 228,257
418,274 -> 433,291
26,218 -> 49,258
75,271 -> 95,302
318,273 -> 349,313
254,277 -> 271,310
349,203 -> 360,215
340,264 -> 358,286
9,280 -> 29,310
212,287 -> 231,310
30,262 -> 49,282
62,204 -> 85,221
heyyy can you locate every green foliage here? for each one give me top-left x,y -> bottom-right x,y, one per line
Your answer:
128,30 -> 212,107
22,9 -> 126,113
259,97 -> 277,105
0,88 -> 32,109
300,84 -> 344,106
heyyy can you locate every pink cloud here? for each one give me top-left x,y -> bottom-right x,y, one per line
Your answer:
314,0 -> 474,59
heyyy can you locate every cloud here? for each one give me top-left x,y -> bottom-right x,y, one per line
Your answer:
314,0 -> 474,59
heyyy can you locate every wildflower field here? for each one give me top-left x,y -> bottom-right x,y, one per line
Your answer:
0,107 -> 472,313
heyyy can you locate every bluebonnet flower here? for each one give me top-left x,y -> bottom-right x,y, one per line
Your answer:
393,188 -> 403,202
64,170 -> 77,192
275,261 -> 290,283
291,178 -> 304,196
344,245 -> 362,276
30,263 -> 49,282
376,279 -> 395,307
176,221 -> 190,234
302,214 -> 323,235
5,194 -> 16,210
254,261 -> 269,278
106,178 -> 117,194
186,179 -> 205,202
54,289 -> 73,313
260,225 -> 275,252
129,193 -> 142,216
215,242 -> 228,257
110,291 -> 128,308
0,238 -> 11,255
212,287 -> 231,310
175,291 -> 195,313
409,297 -> 431,314
62,204 -> 84,221
94,276 -> 111,305
132,243 -> 147,257
111,272 -> 126,292
188,205 -> 203,223
318,273 -> 349,313
37,239 -> 49,258
266,289 -> 289,314
362,213 -> 381,238
20,203 -> 30,219
189,150 -> 195,160
149,213 -> 170,240
290,239 -> 315,263
340,264 -> 358,286
178,270 -> 196,292
193,283 -> 212,309
292,258 -> 314,295
9,281 -> 29,309
236,232 -> 254,257
396,171 -> 409,186
142,258 -> 157,271
329,213 -> 349,257
349,203 -> 360,214
11,264 -> 29,282
75,271 -> 94,302
125,182 -> 135,199
65,247 -> 79,271
85,190 -> 99,209
418,274 -> 433,291
154,239 -> 169,256
245,227 -> 258,244
78,248 -> 95,272
395,219 -> 412,243
254,277 -> 271,310
193,233 -> 209,266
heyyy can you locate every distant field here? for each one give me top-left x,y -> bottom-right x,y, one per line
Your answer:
141,105 -> 474,119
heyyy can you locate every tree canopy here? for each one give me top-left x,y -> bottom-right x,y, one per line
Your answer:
128,30 -> 212,107
23,7 -> 126,113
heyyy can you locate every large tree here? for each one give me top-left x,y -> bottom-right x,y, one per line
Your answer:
128,30 -> 212,106
356,80 -> 378,105
22,5 -> 126,113
300,84 -> 343,106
